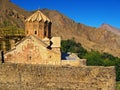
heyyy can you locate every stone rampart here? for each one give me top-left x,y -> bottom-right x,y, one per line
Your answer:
0,63 -> 116,90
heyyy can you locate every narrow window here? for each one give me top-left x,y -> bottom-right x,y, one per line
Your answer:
26,30 -> 28,34
29,56 -> 32,60
35,31 -> 37,34
44,31 -> 46,37
1,51 -> 4,63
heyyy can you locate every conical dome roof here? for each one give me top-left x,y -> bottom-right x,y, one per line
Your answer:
25,10 -> 51,22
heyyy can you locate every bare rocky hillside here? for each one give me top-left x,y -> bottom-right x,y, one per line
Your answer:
1,0 -> 120,57
0,0 -> 30,28
100,23 -> 120,36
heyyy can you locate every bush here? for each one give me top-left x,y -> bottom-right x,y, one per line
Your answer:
84,51 -> 104,66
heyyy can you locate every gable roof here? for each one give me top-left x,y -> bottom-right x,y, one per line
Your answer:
4,35 -> 48,54
15,35 -> 48,47
25,10 -> 51,22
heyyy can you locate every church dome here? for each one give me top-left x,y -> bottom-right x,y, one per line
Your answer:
25,10 -> 51,22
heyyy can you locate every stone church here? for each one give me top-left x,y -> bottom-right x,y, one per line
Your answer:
4,10 -> 86,66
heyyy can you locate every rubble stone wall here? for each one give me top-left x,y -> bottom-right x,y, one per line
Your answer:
0,63 -> 116,90
61,59 -> 86,66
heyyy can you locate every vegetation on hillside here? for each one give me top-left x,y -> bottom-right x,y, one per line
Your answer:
0,21 -> 25,37
61,39 -> 120,81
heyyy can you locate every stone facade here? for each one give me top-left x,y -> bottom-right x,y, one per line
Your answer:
4,35 -> 61,65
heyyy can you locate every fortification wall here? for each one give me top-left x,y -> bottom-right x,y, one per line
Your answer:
0,63 -> 116,90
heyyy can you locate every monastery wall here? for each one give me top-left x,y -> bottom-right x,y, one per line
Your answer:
0,63 -> 116,90
61,59 -> 86,66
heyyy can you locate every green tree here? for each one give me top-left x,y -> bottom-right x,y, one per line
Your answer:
61,39 -> 87,58
84,51 -> 104,66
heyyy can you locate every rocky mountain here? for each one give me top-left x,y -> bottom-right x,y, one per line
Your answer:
100,23 -> 120,36
1,0 -> 120,57
0,0 -> 30,28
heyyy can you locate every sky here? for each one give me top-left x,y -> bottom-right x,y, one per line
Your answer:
11,0 -> 120,28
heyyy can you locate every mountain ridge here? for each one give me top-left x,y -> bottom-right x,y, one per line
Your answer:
1,0 -> 120,57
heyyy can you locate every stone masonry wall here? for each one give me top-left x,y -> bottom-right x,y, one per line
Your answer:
0,63 -> 116,90
61,59 -> 86,66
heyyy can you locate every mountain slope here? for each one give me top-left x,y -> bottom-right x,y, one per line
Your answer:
1,0 -> 120,57
0,0 -> 30,28
100,24 -> 120,36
